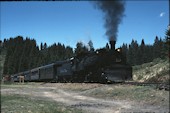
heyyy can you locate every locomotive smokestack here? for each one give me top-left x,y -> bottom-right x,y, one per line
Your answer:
93,1 -> 125,41
109,40 -> 116,50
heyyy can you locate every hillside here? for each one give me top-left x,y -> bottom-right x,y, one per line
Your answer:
133,58 -> 169,83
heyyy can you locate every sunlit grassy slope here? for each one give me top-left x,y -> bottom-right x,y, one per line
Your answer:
133,58 -> 169,83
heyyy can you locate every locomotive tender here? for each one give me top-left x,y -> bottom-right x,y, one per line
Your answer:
11,41 -> 132,83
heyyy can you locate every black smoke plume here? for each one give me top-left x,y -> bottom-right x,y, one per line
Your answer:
94,1 -> 125,41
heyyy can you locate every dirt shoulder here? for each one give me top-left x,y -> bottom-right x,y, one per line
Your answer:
1,83 -> 169,113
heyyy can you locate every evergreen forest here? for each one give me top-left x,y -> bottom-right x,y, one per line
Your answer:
0,28 -> 169,75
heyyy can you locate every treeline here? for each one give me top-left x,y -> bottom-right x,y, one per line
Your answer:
1,36 -> 95,75
121,36 -> 169,66
1,36 -> 74,75
1,28 -> 169,75
121,28 -> 169,66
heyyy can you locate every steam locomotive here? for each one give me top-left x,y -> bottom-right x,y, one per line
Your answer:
11,41 -> 132,83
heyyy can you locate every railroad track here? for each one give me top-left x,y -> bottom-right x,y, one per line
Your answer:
39,81 -> 170,91
123,81 -> 170,91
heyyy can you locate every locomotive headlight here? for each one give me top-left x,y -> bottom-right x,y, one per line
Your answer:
117,48 -> 121,52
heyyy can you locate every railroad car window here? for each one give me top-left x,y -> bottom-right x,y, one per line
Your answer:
32,71 -> 38,75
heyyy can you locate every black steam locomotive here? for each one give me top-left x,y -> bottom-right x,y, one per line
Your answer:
11,41 -> 132,83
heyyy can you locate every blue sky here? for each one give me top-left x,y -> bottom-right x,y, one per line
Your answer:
0,1 -> 169,49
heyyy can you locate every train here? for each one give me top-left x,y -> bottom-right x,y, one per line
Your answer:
10,41 -> 132,83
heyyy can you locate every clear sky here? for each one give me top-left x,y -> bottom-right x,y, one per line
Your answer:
0,1 -> 169,49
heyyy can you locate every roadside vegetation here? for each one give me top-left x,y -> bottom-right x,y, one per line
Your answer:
81,84 -> 169,107
133,58 -> 169,83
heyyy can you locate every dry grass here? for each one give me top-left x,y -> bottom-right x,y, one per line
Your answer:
1,94 -> 82,113
81,84 -> 169,106
41,83 -> 103,91
133,58 -> 169,83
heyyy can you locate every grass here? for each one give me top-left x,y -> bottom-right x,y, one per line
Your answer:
82,84 -> 169,106
132,58 -> 169,83
41,83 -> 102,92
1,83 -> 169,112
1,82 -> 38,85
1,94 -> 82,113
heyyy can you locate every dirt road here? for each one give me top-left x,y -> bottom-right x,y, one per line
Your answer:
1,83 -> 169,113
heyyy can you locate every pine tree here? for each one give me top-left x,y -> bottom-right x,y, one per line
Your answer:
140,39 -> 148,63
164,28 -> 170,58
121,43 -> 128,63
75,42 -> 84,55
153,36 -> 164,59
88,40 -> 94,52
65,46 -> 73,59
127,44 -> 133,65
40,42 -> 44,50
75,41 -> 89,57
105,43 -> 110,51
132,40 -> 139,65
